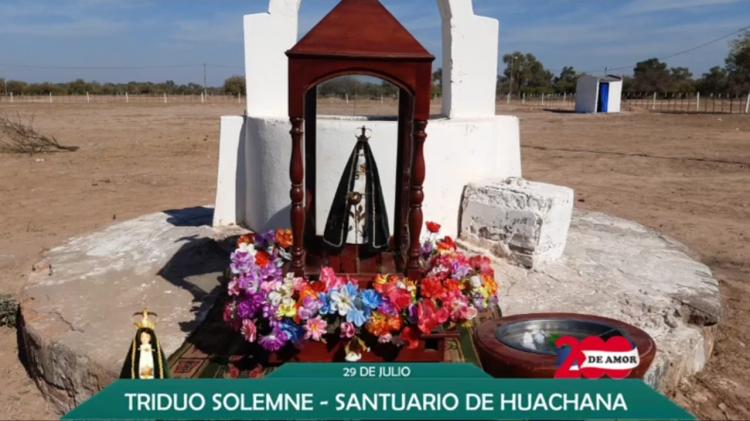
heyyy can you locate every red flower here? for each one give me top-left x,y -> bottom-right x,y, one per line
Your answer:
255,250 -> 271,268
228,365 -> 240,379
426,221 -> 441,234
400,327 -> 421,350
417,300 -> 449,334
420,277 -> 446,300
437,236 -> 457,253
387,288 -> 413,312
469,255 -> 494,276
310,281 -> 327,293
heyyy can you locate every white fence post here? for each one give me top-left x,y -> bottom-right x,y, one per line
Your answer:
652,92 -> 656,110
201,92 -> 205,103
125,92 -> 129,103
522,93 -> 526,104
163,93 -> 167,104
86,91 -> 90,103
563,92 -> 567,103
696,92 -> 700,111
49,92 -> 52,103
541,93 -> 545,105
745,92 -> 750,114
9,92 -> 13,103
506,93 -> 511,104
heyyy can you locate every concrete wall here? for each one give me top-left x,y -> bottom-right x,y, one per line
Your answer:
215,115 -> 522,237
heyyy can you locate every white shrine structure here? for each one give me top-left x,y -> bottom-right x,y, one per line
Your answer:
213,0 -> 522,238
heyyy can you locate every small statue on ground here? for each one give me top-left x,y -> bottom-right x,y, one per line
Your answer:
120,310 -> 170,379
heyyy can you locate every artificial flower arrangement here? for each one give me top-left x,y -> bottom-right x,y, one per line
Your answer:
222,222 -> 499,362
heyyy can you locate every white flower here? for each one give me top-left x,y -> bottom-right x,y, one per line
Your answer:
470,275 -> 482,289
345,351 -> 362,362
238,242 -> 257,256
268,291 -> 282,307
330,285 -> 356,316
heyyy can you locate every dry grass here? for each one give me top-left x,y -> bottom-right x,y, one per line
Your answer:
0,114 -> 78,154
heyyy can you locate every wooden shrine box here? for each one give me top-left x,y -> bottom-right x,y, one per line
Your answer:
285,0 -> 434,281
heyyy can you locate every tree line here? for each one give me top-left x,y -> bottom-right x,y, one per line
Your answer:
496,30 -> 750,96
0,79 -> 226,96
2,31 -> 748,98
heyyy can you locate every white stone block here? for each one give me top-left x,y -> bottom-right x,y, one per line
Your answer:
460,178 -> 574,267
438,0 -> 499,118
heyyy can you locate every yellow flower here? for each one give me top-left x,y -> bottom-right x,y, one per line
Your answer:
278,298 -> 297,318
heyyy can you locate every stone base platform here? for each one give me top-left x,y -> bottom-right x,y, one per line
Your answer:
18,208 -> 720,414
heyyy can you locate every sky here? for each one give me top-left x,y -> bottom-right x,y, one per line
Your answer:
0,0 -> 748,86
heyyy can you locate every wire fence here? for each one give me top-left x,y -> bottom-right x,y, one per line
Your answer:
497,92 -> 750,114
1,91 -> 749,114
498,93 -> 576,111
0,93 -> 244,105
622,92 -> 750,114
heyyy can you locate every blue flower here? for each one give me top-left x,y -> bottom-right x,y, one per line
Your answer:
331,283 -> 359,316
361,289 -> 382,310
346,304 -> 368,327
279,320 -> 304,344
318,292 -> 333,315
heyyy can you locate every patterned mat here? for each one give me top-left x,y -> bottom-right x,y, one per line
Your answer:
169,297 -> 487,379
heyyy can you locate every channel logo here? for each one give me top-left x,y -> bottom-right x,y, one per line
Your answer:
554,336 -> 640,379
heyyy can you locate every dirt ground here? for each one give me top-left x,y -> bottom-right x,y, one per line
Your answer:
0,100 -> 748,419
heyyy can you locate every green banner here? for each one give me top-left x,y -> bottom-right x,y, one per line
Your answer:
64,363 -> 693,420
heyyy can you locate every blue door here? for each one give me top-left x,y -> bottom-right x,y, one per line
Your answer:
598,82 -> 609,113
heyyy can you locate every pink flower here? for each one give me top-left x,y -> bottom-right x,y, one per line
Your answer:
340,322 -> 356,338
378,333 -> 393,344
228,365 -> 240,378
227,279 -> 241,296
320,267 -> 346,291
241,319 -> 257,343
417,300 -> 449,334
304,316 -> 328,342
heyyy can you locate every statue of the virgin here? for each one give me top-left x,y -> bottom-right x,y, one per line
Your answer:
120,310 -> 170,379
323,126 -> 390,253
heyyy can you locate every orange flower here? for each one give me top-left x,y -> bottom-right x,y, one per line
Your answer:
437,236 -> 457,254
483,274 -> 498,295
366,312 -> 390,337
275,229 -> 293,249
387,316 -> 403,332
237,233 -> 255,247
444,279 -> 463,293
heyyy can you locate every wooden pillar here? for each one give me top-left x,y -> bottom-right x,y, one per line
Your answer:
289,117 -> 305,276
395,89 -> 414,269
407,119 -> 427,279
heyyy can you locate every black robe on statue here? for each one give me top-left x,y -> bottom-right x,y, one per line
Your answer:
323,132 -> 390,253
120,327 -> 170,379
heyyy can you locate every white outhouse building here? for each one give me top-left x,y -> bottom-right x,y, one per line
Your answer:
575,74 -> 623,113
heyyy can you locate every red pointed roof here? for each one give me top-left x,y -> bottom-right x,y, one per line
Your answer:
287,0 -> 434,61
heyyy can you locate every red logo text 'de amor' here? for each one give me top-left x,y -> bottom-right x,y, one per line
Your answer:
554,336 -> 640,379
